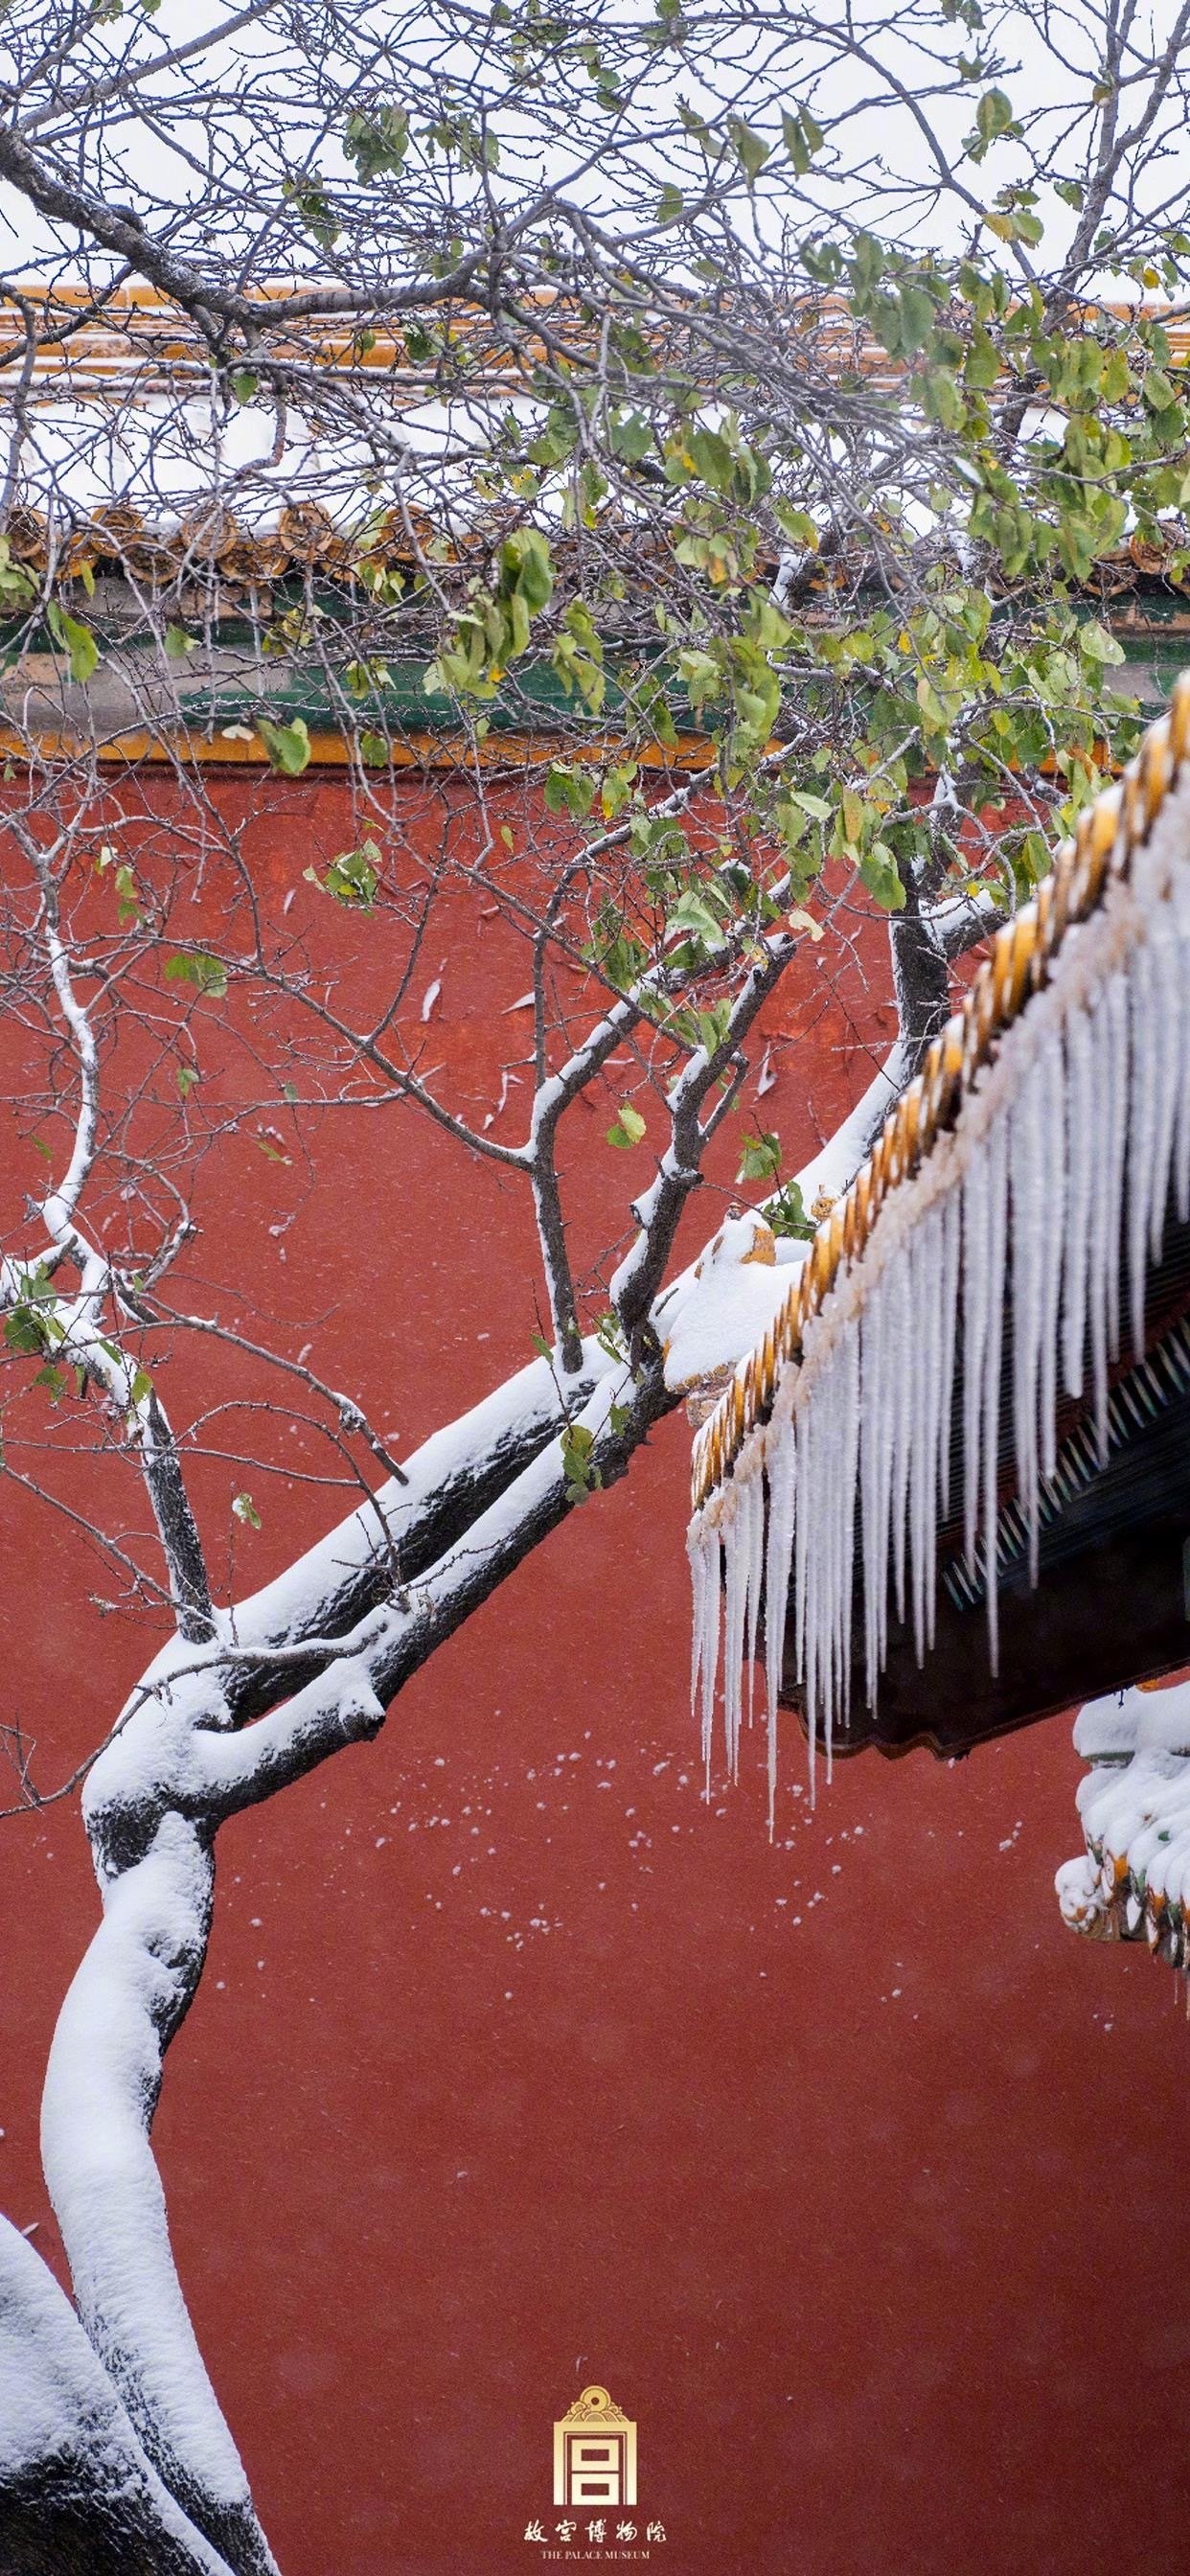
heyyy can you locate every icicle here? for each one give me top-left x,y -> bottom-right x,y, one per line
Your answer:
1062,1002 -> 1093,1402
982,1118 -> 1010,1676
792,1400 -> 809,1703
870,1272 -> 896,1679
889,1253 -> 913,1632
962,1147 -> 991,1576
909,1206 -> 942,1663
1010,1068 -> 1043,1585
764,1426 -> 796,1734
819,1369 -> 835,1771
804,1368 -> 824,1772
698,1519 -> 721,1793
744,1463 -> 766,1731
1103,976 -> 1129,1369
1085,994 -> 1110,1460
721,1490 -> 748,1781
919,1213 -> 940,1663
1147,926 -> 1182,1265
1175,914 -> 1190,1224
836,1330 -> 861,1746
817,1341 -> 855,1782
764,1419 -> 797,1831
797,1391 -> 818,1804
824,1357 -> 839,1763
826,1343 -> 846,1772
1086,977 -> 1129,1460
936,1183 -> 961,1535
688,1518 -> 707,1723
858,1285 -> 883,1709
1127,940 -> 1158,1363
1036,1031 -> 1065,1492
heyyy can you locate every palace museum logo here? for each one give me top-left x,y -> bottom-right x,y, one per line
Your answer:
524,2386 -> 669,2557
554,2385 -> 637,2511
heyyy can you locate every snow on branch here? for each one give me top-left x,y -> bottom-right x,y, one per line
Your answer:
0,2211 -> 236,2576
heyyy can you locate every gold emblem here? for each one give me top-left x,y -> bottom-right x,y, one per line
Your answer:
553,2384 -> 637,2509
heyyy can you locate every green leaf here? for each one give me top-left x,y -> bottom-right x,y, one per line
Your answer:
695,1001 -> 732,1059
498,528 -> 554,613
257,716 -> 311,775
968,85 -> 1015,160
345,104 -> 409,181
859,842 -> 906,911
924,369 -> 963,430
283,177 -> 339,248
1079,619 -> 1125,668
665,887 -> 722,944
782,109 -> 814,175
964,326 -> 1000,390
7,1264 -> 55,1308
111,862 -> 139,926
229,370 -> 258,403
767,1179 -> 815,1242
985,201 -> 1042,244
0,537 -> 35,606
726,115 -> 770,182
232,1491 -> 262,1530
164,624 -> 195,659
737,1129 -> 782,1183
358,730 -> 389,767
595,1311 -> 627,1363
543,763 -> 595,818
898,285 -> 937,354
773,502 -> 818,548
609,409 -> 653,464
165,953 -> 228,999
561,1419 -> 601,1503
306,841 -> 380,908
176,1062 -> 199,1098
46,604 -> 100,685
5,1305 -> 48,1357
606,1101 -> 647,1149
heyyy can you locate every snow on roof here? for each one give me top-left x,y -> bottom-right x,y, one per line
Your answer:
688,670 -> 1190,1816
1057,1674 -> 1190,1975
5,286 -> 1190,586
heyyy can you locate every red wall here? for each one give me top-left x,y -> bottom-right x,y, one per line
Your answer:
3,771 -> 1188,2576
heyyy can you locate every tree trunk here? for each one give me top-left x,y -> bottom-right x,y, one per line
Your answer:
0,2219 -> 235,2576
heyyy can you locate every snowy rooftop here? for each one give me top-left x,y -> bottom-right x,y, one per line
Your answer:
689,671 -> 1190,1815
2,285 -> 1190,594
